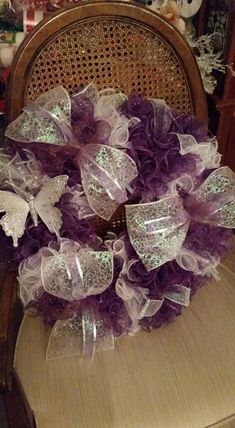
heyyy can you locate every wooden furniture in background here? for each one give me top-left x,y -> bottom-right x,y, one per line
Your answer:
0,270 -> 36,428
6,2 -> 207,122
196,0 -> 235,171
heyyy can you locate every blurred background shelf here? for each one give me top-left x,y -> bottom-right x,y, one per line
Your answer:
196,0 -> 235,170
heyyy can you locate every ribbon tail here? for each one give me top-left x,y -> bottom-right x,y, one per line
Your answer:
46,315 -> 85,360
164,285 -> 190,307
46,309 -> 114,360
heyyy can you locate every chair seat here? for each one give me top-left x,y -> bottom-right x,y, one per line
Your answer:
14,248 -> 235,428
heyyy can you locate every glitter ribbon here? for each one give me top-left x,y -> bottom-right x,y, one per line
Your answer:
163,285 -> 190,307
18,239 -> 114,305
115,276 -> 191,334
178,133 -> 221,173
126,167 -> 235,271
46,307 -> 114,360
185,166 -> 235,228
5,86 -> 138,220
0,148 -> 46,191
126,196 -> 190,271
78,143 -> 137,220
115,277 -> 164,334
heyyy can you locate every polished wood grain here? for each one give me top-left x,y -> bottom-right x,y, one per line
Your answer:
14,248 -> 235,428
0,271 -> 19,391
4,370 -> 36,428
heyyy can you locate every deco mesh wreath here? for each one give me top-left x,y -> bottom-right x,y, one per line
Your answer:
0,84 -> 234,359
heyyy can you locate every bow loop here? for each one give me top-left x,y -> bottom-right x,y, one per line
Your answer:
79,144 -> 138,220
115,277 -> 163,334
18,239 -> 114,305
0,149 -> 46,192
168,174 -> 195,195
175,248 -> 220,279
46,307 -> 114,360
5,86 -> 138,220
126,197 -> 190,271
178,133 -> 221,172
6,86 -> 71,145
126,167 -> 235,272
187,166 -> 235,228
42,245 -> 113,301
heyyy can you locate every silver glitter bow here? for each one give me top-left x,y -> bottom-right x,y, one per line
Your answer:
126,167 -> 235,271
5,86 -> 138,220
18,239 -> 114,305
186,166 -> 235,228
126,196 -> 189,271
46,307 -> 114,360
5,86 -> 71,145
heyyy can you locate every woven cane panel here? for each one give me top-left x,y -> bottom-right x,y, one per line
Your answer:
93,203 -> 127,236
25,18 -> 193,113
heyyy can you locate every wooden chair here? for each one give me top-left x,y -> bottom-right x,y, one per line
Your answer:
6,1 -> 207,122
3,3 -> 234,428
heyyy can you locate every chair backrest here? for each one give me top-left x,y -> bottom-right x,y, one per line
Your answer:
6,1 -> 207,123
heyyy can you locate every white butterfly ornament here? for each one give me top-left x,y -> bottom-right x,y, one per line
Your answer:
0,175 -> 68,247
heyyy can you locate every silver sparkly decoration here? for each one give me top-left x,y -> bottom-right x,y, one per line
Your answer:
195,166 -> 235,228
5,86 -> 71,145
46,309 -> 114,360
80,144 -> 138,220
126,197 -> 189,271
0,175 -> 68,247
164,285 -> 190,307
46,315 -> 84,359
41,248 -> 113,301
5,85 -> 139,222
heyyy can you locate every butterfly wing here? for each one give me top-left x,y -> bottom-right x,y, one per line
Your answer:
0,191 -> 29,247
34,175 -> 68,236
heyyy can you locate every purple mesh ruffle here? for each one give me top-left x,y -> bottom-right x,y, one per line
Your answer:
1,91 -> 233,335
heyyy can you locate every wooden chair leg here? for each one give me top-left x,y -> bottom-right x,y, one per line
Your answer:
6,370 -> 36,428
0,271 -> 37,427
0,393 -> 8,428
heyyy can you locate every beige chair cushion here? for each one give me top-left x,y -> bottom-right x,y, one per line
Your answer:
15,246 -> 235,428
